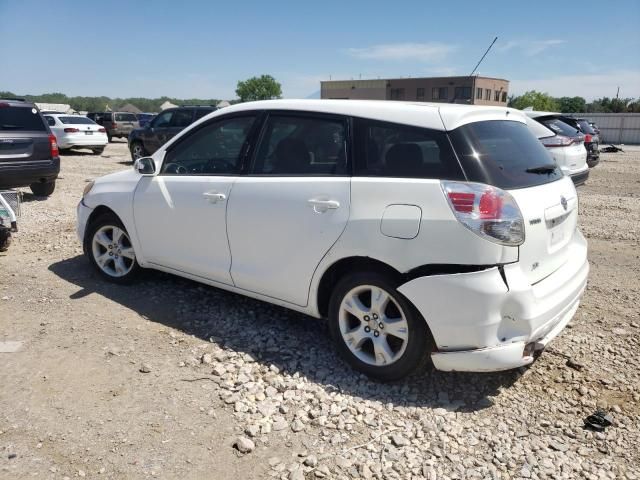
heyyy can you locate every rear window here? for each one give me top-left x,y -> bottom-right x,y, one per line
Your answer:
115,113 -> 137,122
353,118 -> 464,180
59,116 -> 96,125
576,119 -> 595,134
539,118 -> 581,138
449,120 -> 563,189
0,106 -> 47,131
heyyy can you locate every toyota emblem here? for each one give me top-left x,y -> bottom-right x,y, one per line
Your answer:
560,196 -> 568,211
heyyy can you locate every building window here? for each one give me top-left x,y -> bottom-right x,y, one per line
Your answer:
432,87 -> 448,100
454,86 -> 471,100
485,89 -> 491,100
501,91 -> 507,103
494,90 -> 500,102
476,87 -> 483,100
416,88 -> 425,101
390,88 -> 405,100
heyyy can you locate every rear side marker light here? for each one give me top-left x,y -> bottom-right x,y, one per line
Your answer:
442,181 -> 525,246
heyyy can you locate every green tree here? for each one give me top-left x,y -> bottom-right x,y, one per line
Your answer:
508,90 -> 559,111
235,75 -> 282,102
586,97 -> 633,113
557,96 -> 586,113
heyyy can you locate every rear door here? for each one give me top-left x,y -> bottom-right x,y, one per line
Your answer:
0,105 -> 52,169
227,112 -> 351,306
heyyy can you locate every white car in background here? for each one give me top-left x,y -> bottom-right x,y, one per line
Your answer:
524,111 -> 589,186
76,100 -> 589,381
43,114 -> 108,155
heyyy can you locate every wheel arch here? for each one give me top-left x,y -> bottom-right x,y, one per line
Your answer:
83,205 -> 121,250
315,256 -> 403,318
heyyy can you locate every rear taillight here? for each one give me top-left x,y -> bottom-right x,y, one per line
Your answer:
540,135 -> 573,148
584,134 -> 592,143
112,122 -> 118,128
64,128 -> 80,133
98,128 -> 106,133
442,181 -> 524,246
48,134 -> 59,158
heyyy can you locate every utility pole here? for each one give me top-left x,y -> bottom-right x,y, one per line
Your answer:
616,86 -> 620,99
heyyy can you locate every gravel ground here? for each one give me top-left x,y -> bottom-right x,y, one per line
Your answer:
1,141 -> 639,480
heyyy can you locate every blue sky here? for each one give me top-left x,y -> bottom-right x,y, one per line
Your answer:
1,0 -> 639,101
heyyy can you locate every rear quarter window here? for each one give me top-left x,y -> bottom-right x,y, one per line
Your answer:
353,117 -> 464,180
0,106 -> 47,131
449,120 -> 563,189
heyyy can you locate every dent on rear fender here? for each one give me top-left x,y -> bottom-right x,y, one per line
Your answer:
397,267 -> 533,350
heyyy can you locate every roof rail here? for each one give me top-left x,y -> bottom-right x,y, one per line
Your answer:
179,104 -> 217,108
0,97 -> 26,102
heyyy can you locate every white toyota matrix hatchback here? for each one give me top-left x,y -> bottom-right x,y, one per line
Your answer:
77,100 -> 589,381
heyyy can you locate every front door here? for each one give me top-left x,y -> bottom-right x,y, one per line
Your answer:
133,114 -> 257,284
227,112 -> 351,306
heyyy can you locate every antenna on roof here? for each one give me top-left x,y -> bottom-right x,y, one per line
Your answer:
469,36 -> 498,76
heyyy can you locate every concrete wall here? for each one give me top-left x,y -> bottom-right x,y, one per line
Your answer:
569,113 -> 640,144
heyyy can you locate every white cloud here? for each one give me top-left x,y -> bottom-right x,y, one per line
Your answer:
346,42 -> 456,62
510,70 -> 640,101
497,39 -> 566,56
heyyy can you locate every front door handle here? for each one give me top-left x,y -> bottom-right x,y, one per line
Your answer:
308,198 -> 340,213
203,191 -> 226,203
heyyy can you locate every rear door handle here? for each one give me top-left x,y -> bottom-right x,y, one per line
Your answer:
308,198 -> 340,213
203,191 -> 226,203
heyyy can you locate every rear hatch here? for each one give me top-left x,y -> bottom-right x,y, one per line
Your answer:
448,118 -> 577,284
0,104 -> 52,165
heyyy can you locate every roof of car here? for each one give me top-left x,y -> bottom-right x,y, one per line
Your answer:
213,99 -> 527,131
0,98 -> 35,107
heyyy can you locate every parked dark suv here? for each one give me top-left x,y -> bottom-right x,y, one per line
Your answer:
563,117 -> 600,167
87,111 -> 140,142
0,98 -> 60,196
128,106 -> 216,161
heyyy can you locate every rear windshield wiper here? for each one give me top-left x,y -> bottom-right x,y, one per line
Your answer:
0,124 -> 23,130
526,164 -> 557,174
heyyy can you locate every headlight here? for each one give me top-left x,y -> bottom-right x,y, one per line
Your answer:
83,180 -> 95,198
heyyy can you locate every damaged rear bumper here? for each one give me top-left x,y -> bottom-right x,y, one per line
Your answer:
398,231 -> 589,372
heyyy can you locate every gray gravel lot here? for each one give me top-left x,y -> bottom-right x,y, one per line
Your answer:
1,140 -> 639,479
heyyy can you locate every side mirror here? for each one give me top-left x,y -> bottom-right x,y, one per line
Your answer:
134,157 -> 156,175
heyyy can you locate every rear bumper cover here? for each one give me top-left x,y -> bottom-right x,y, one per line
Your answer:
398,230 -> 589,372
0,158 -> 60,189
570,169 -> 589,186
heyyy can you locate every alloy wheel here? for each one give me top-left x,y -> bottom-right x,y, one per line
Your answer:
91,225 -> 136,277
338,285 -> 409,366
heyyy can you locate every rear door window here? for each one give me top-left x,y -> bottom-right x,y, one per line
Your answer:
353,117 -> 464,180
449,120 -> 563,189
251,114 -> 348,175
577,119 -> 595,134
0,106 -> 47,131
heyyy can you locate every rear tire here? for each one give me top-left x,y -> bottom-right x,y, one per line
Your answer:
30,181 -> 56,197
93,147 -> 105,155
84,213 -> 140,284
328,271 -> 433,382
0,229 -> 11,252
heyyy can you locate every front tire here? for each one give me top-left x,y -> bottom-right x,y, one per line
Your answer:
30,181 -> 56,197
328,272 -> 432,381
85,213 -> 140,284
130,141 -> 146,161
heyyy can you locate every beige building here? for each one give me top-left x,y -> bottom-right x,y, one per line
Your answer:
321,76 -> 509,106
